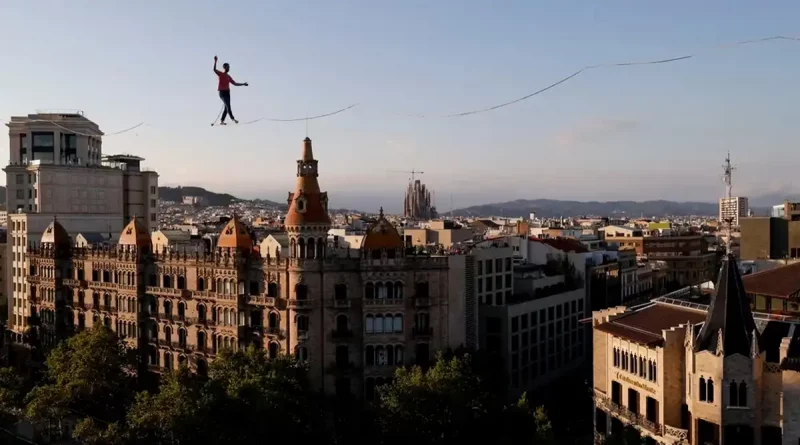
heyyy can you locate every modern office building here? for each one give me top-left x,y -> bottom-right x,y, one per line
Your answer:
719,197 -> 749,227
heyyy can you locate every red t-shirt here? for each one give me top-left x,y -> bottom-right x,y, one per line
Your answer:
216,71 -> 231,91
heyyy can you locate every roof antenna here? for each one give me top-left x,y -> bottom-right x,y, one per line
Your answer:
723,152 -> 735,256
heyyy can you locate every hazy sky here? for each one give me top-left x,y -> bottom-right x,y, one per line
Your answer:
2,1 -> 800,212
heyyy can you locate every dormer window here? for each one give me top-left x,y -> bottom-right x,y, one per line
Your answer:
296,198 -> 307,213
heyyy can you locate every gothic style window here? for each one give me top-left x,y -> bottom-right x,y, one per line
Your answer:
729,381 -> 738,406
699,377 -> 707,402
738,382 -> 747,407
707,378 -> 715,403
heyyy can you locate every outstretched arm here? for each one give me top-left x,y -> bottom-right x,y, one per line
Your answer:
229,77 -> 249,87
213,55 -> 221,75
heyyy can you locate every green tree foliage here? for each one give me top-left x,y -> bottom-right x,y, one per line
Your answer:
24,326 -> 135,439
603,425 -> 645,445
0,367 -> 30,423
376,353 -> 554,445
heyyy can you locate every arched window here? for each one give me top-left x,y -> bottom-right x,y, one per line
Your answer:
384,314 -> 393,333
268,282 -> 278,298
707,378 -> 715,403
296,346 -> 308,361
290,239 -> 296,258
386,282 -> 394,299
296,284 -> 308,301
386,345 -> 395,365
365,283 -> 375,300
197,331 -> 206,351
178,328 -> 187,347
177,276 -> 186,290
216,278 -> 222,293
198,304 -> 207,322
93,292 -> 100,308
699,377 -> 707,402
395,282 -> 404,299
178,301 -> 186,320
729,381 -> 738,406
296,315 -> 309,332
164,300 -> 173,318
103,293 -> 111,310
163,275 -> 172,288
268,311 -> 279,328
164,352 -> 173,370
738,382 -> 747,407
395,345 -> 404,364
307,238 -> 316,259
336,314 -> 349,333
374,315 -> 384,334
268,342 -> 279,359
376,282 -> 387,299
365,345 -> 375,366
197,359 -> 208,377
178,355 -> 186,366
365,315 -> 374,334
198,277 -> 205,291
165,326 -> 172,344
335,284 -> 347,301
393,314 -> 403,333
298,238 -> 306,259
376,346 -> 387,365
224,279 -> 232,295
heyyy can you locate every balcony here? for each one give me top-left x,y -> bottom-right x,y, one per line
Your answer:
90,281 -> 120,291
287,299 -> 313,310
264,327 -> 285,338
414,297 -> 431,308
364,298 -> 404,307
187,317 -> 215,327
247,295 -> 276,306
412,326 -> 433,337
332,298 -> 351,309
145,286 -> 186,297
592,390 -> 662,436
62,278 -> 80,287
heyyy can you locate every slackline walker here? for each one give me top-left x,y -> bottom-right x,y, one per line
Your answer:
212,55 -> 249,126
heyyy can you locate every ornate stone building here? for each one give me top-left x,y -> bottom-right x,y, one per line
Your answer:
592,253 -> 800,445
23,138 -> 451,399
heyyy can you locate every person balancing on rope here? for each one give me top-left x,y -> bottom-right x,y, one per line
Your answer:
213,55 -> 249,125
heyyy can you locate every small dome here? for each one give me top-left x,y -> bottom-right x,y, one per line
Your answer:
363,208 -> 403,250
119,218 -> 151,247
41,219 -> 70,247
217,217 -> 253,250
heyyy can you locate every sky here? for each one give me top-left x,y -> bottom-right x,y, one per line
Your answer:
2,1 -> 800,212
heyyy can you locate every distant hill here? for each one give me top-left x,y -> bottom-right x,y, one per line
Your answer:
159,186 -> 286,208
451,199 -> 721,218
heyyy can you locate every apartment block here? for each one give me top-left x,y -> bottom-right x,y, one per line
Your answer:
740,202 -> 800,260
718,196 -> 749,227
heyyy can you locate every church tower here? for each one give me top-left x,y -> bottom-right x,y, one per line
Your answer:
284,137 -> 331,259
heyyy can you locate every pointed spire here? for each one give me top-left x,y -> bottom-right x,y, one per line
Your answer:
302,137 -> 314,162
379,207 -> 384,218
751,329 -> 760,358
695,254 -> 759,357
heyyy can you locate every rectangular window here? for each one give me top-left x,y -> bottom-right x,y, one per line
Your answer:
151,199 -> 156,208
486,260 -> 493,275
505,274 -> 512,288
477,278 -> 483,293
16,174 -> 23,185
150,186 -> 157,194
511,316 -> 519,333
495,258 -> 502,272
16,190 -> 24,199
19,134 -> 27,155
505,257 -> 511,270
477,261 -> 483,275
151,214 -> 157,222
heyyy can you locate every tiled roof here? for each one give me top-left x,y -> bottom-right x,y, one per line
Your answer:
595,302 -> 707,346
363,209 -> 403,250
119,218 -> 151,248
41,219 -> 70,247
284,138 -> 332,227
742,261 -> 800,299
217,217 -> 252,250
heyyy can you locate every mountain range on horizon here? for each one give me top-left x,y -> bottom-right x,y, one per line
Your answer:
153,186 -> 800,218
2,184 -> 795,218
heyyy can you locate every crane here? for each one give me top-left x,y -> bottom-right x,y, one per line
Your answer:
388,169 -> 425,182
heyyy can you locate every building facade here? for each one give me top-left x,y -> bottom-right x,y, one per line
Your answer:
719,197 -> 749,227
592,254 -> 800,445
4,113 -> 159,230
21,138 -> 456,400
740,202 -> 800,260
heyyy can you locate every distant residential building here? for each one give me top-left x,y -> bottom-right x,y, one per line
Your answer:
403,220 -> 473,249
719,196 -> 749,226
403,179 -> 437,220
182,196 -> 207,207
740,201 -> 800,260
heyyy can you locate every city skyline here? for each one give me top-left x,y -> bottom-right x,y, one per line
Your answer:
3,1 -> 800,206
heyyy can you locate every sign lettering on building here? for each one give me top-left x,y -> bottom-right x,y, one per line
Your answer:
615,372 -> 656,394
